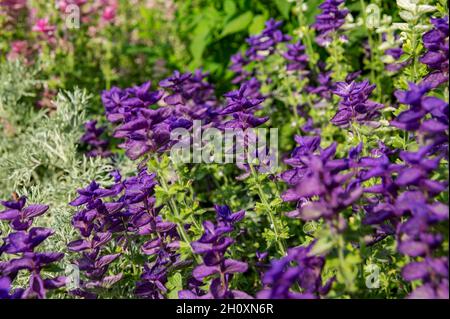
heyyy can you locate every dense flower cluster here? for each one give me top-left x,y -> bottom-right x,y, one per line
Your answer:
67,175 -> 125,298
1,0 -> 448,301
312,0 -> 348,46
102,71 -> 222,160
391,83 -> 449,154
127,170 -> 182,299
257,242 -> 334,299
0,196 -> 65,299
246,18 -> 291,61
179,205 -> 250,299
281,136 -> 362,228
67,168 -> 189,299
420,16 -> 449,88
331,80 -> 384,127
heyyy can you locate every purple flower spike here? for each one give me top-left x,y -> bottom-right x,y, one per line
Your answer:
313,0 -> 348,47
420,16 -> 449,89
80,120 -> 112,158
283,40 -> 309,72
257,242 -> 334,299
179,206 -> 250,299
245,18 -> 291,61
331,80 -> 384,127
0,195 -> 65,299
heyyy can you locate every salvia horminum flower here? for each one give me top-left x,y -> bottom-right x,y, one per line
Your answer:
358,142 -> 448,299
420,16 -> 449,89
281,136 -> 362,230
68,168 -> 187,299
124,169 -> 184,299
282,40 -> 309,73
396,190 -> 448,299
257,242 -> 334,299
0,196 -> 65,299
215,79 -> 274,178
306,69 -> 334,101
245,18 -> 291,61
102,80 -> 192,160
384,47 -> 410,73
159,69 -> 217,122
391,82 -> 449,155
67,176 -> 125,298
179,205 -> 250,299
312,0 -> 348,47
80,120 -> 112,158
331,80 -> 384,128
216,79 -> 267,134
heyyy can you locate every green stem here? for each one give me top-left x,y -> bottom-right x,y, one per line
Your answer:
158,165 -> 202,264
286,81 -> 301,133
359,0 -> 381,98
249,164 -> 287,256
337,233 -> 353,288
296,0 -> 319,75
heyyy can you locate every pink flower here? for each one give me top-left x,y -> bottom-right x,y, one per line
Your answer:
0,0 -> 27,11
101,5 -> 116,22
32,18 -> 56,35
7,40 -> 30,61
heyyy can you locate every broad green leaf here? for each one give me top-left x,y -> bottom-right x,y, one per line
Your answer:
224,0 -> 237,16
248,14 -> 267,35
220,11 -> 253,38
274,0 -> 291,20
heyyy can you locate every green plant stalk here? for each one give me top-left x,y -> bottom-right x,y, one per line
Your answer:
286,80 -> 301,134
296,1 -> 319,74
337,233 -> 354,289
157,164 -> 202,264
359,0 -> 382,99
329,33 -> 345,81
249,164 -> 287,256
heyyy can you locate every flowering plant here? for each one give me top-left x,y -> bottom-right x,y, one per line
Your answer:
0,0 -> 448,300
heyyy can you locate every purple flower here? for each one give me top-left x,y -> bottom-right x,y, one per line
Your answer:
283,40 -> 309,72
80,120 -> 112,158
420,16 -> 449,89
257,242 -> 334,299
179,206 -> 250,299
219,81 -> 265,116
331,80 -> 384,127
312,0 -> 348,47
280,137 -> 362,227
0,196 -> 48,231
391,83 -> 448,154
395,191 -> 449,299
68,168 -> 187,299
67,174 -> 128,297
384,46 -> 410,72
0,196 -> 65,299
245,18 -> 291,61
306,70 -> 334,100
102,76 -> 220,160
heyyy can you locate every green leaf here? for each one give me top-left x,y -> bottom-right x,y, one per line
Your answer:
223,0 -> 237,17
189,20 -> 212,62
248,14 -> 267,35
274,0 -> 291,20
167,273 -> 183,299
220,11 -> 253,38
